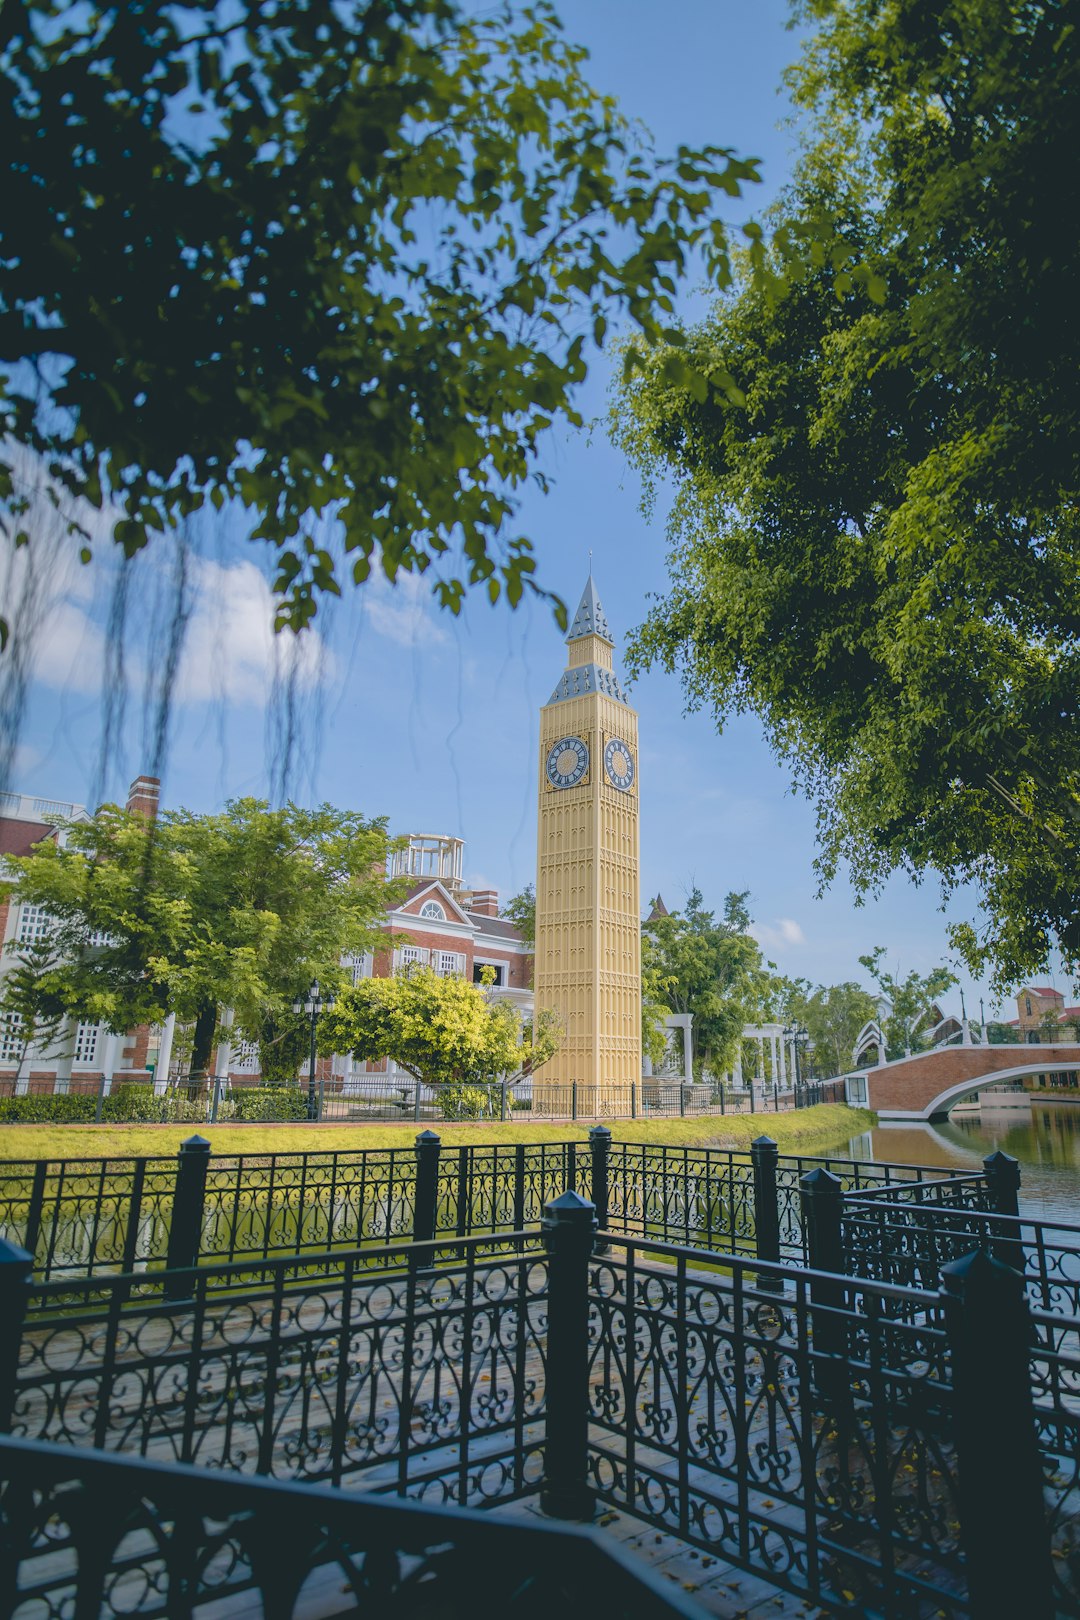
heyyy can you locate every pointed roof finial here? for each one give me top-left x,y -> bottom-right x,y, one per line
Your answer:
566,574 -> 613,644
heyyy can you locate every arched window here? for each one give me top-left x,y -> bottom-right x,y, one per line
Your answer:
419,900 -> 445,921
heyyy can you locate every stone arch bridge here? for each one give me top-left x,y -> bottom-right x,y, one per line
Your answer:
848,1043 -> 1080,1121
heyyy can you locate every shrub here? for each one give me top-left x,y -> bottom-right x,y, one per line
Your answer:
101,1084 -> 164,1122
0,1093 -> 98,1123
225,1085 -> 309,1122
437,1084 -> 494,1121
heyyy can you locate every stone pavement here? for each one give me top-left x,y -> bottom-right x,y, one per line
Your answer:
493,1495 -> 828,1619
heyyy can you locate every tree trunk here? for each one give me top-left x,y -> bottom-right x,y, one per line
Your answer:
188,1002 -> 218,1081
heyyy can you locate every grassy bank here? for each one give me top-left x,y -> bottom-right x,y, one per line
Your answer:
0,1103 -> 873,1162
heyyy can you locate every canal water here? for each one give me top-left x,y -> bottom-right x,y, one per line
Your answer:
846,1101 -> 1080,1224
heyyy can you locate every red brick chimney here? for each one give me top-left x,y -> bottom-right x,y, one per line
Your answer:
126,776 -> 161,820
468,889 -> 500,918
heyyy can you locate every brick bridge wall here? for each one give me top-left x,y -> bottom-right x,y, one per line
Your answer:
866,1045 -> 1080,1118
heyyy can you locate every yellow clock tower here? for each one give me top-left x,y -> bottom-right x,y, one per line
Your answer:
534,576 -> 641,1112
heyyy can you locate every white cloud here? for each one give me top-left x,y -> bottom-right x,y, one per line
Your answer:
175,558 -> 339,707
752,917 -> 807,952
361,567 -> 450,648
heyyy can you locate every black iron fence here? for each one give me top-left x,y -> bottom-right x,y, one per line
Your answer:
0,1189 -> 1070,1619
0,1433 -> 705,1620
0,1071 -> 849,1124
3,1232 -> 548,1503
0,1130 -> 980,1286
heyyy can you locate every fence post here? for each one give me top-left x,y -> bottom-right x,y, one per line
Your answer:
800,1167 -> 847,1395
164,1135 -> 211,1301
0,1239 -> 32,1431
513,1143 -> 526,1231
941,1248 -> 1053,1620
500,1079 -> 508,1122
209,1077 -> 221,1125
540,1190 -> 597,1520
589,1125 -> 611,1255
571,1081 -> 578,1122
317,1078 -> 325,1121
752,1135 -> 782,1291
983,1150 -> 1024,1273
413,1082 -> 422,1123
94,1073 -> 107,1123
631,1081 -> 637,1120
412,1130 -> 441,1271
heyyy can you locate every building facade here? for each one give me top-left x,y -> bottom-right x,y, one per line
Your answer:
533,576 -> 641,1107
343,832 -> 533,1092
0,780 -> 157,1090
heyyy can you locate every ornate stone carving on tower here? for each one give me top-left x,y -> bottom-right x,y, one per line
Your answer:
534,575 -> 641,1111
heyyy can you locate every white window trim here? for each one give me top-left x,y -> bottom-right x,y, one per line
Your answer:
17,904 -> 52,945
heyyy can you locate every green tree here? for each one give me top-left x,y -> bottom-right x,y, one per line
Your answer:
986,1021 -> 1021,1046
503,884 -> 536,947
324,964 -> 561,1093
0,932 -> 67,1083
800,982 -> 879,1079
0,0 -> 761,647
614,0 -> 1080,994
858,949 -> 958,1062
0,799 -> 397,1077
640,887 -> 763,1078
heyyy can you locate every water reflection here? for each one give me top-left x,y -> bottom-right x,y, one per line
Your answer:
849,1102 -> 1080,1223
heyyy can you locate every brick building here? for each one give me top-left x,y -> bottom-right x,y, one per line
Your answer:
0,779 -> 157,1089
342,832 -> 533,1090
1009,985 -> 1080,1041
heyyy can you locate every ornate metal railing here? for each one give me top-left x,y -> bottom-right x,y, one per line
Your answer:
0,1133 -> 994,1287
0,1191 -> 1073,1618
842,1197 -> 1080,1319
8,1232 -> 548,1507
0,1433 -> 704,1620
586,1238 -> 963,1616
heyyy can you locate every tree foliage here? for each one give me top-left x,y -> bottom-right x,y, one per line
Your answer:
858,948 -> 958,1062
0,799 -> 396,1075
502,883 -> 536,947
324,964 -> 561,1090
614,0 -> 1080,994
640,887 -> 764,1077
0,0 -> 763,648
798,982 -> 878,1077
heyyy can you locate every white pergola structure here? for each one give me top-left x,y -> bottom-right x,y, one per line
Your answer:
722,1023 -> 798,1090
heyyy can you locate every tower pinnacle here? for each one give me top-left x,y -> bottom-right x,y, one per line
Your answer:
566,575 -> 613,645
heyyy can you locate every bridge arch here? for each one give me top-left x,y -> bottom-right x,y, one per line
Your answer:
859,1044 -> 1080,1121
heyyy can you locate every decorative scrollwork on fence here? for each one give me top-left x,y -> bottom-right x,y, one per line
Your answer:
13,1243 -> 549,1511
585,1246 -> 967,1617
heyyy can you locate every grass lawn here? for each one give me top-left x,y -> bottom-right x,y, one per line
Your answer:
0,1103 -> 873,1162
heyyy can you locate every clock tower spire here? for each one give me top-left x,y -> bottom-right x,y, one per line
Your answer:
534,575 -> 641,1108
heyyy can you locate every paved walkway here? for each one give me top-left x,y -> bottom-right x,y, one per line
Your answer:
494,1496 -> 826,1619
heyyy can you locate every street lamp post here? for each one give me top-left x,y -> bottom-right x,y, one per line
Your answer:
293,979 -> 334,1120
783,1022 -> 810,1100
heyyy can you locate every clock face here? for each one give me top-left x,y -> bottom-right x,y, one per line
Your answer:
546,735 -> 589,789
604,736 -> 635,792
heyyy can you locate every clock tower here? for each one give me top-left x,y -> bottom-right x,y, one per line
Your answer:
534,575 -> 641,1110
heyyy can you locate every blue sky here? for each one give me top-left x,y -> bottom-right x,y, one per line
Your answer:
7,1 -> 1036,1020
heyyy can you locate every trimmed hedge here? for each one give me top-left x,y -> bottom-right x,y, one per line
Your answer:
0,1085 -> 205,1124
224,1086 -> 309,1122
0,1093 -> 97,1123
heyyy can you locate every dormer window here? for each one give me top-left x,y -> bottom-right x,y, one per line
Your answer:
419,900 -> 445,921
